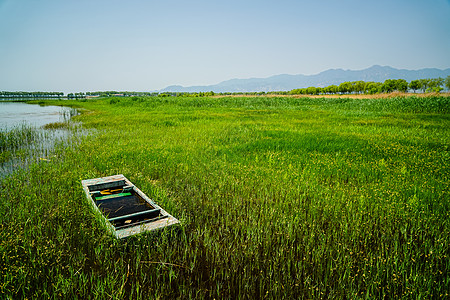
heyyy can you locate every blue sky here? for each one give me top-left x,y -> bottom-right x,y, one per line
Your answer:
1,0 -> 449,93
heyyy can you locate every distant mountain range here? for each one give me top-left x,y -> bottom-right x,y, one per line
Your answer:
161,65 -> 450,93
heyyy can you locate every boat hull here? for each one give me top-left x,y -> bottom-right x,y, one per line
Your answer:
81,174 -> 179,238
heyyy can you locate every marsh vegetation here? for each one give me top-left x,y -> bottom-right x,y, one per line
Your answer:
1,95 -> 449,298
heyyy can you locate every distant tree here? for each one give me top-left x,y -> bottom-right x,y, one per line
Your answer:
419,79 -> 431,92
381,79 -> 396,93
353,81 -> 365,94
323,85 -> 338,94
445,75 -> 450,91
378,79 -> 407,93
428,78 -> 444,89
373,82 -> 382,94
409,80 -> 421,93
306,86 -> 318,95
363,82 -> 380,94
424,78 -> 444,93
329,85 -> 338,94
338,82 -> 352,94
395,79 -> 408,92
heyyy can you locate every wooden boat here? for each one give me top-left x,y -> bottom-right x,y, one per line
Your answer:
81,174 -> 179,238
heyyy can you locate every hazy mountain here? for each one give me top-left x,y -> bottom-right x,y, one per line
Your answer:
161,65 -> 450,93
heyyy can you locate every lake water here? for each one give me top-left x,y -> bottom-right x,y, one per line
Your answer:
0,101 -> 68,128
0,101 -> 81,179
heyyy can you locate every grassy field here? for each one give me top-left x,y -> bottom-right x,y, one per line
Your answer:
1,95 -> 449,298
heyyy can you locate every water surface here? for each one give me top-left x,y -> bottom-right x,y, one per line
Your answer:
0,101 -> 82,179
0,101 -> 67,128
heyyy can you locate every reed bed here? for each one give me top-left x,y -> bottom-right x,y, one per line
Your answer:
1,96 -> 449,299
0,123 -> 43,153
0,119 -> 85,178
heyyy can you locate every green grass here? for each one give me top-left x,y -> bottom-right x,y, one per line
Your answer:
0,123 -> 46,165
42,122 -> 70,130
1,95 -> 449,298
0,123 -> 42,153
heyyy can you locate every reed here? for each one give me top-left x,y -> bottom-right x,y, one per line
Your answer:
0,123 -> 42,152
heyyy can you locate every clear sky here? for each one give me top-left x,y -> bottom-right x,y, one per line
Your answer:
1,0 -> 449,93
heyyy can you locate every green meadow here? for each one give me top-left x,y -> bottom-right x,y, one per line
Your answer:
1,95 -> 449,298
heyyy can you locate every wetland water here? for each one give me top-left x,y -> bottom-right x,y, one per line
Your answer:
0,101 -> 79,178
0,101 -> 67,128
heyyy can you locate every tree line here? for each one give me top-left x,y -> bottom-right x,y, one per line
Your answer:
69,91 -> 160,98
156,76 -> 450,97
0,91 -> 159,99
0,91 -> 64,98
288,76 -> 450,96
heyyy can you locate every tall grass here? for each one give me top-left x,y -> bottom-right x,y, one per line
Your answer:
0,123 -> 42,153
0,118 -> 85,178
1,96 -> 449,298
0,123 -> 44,166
